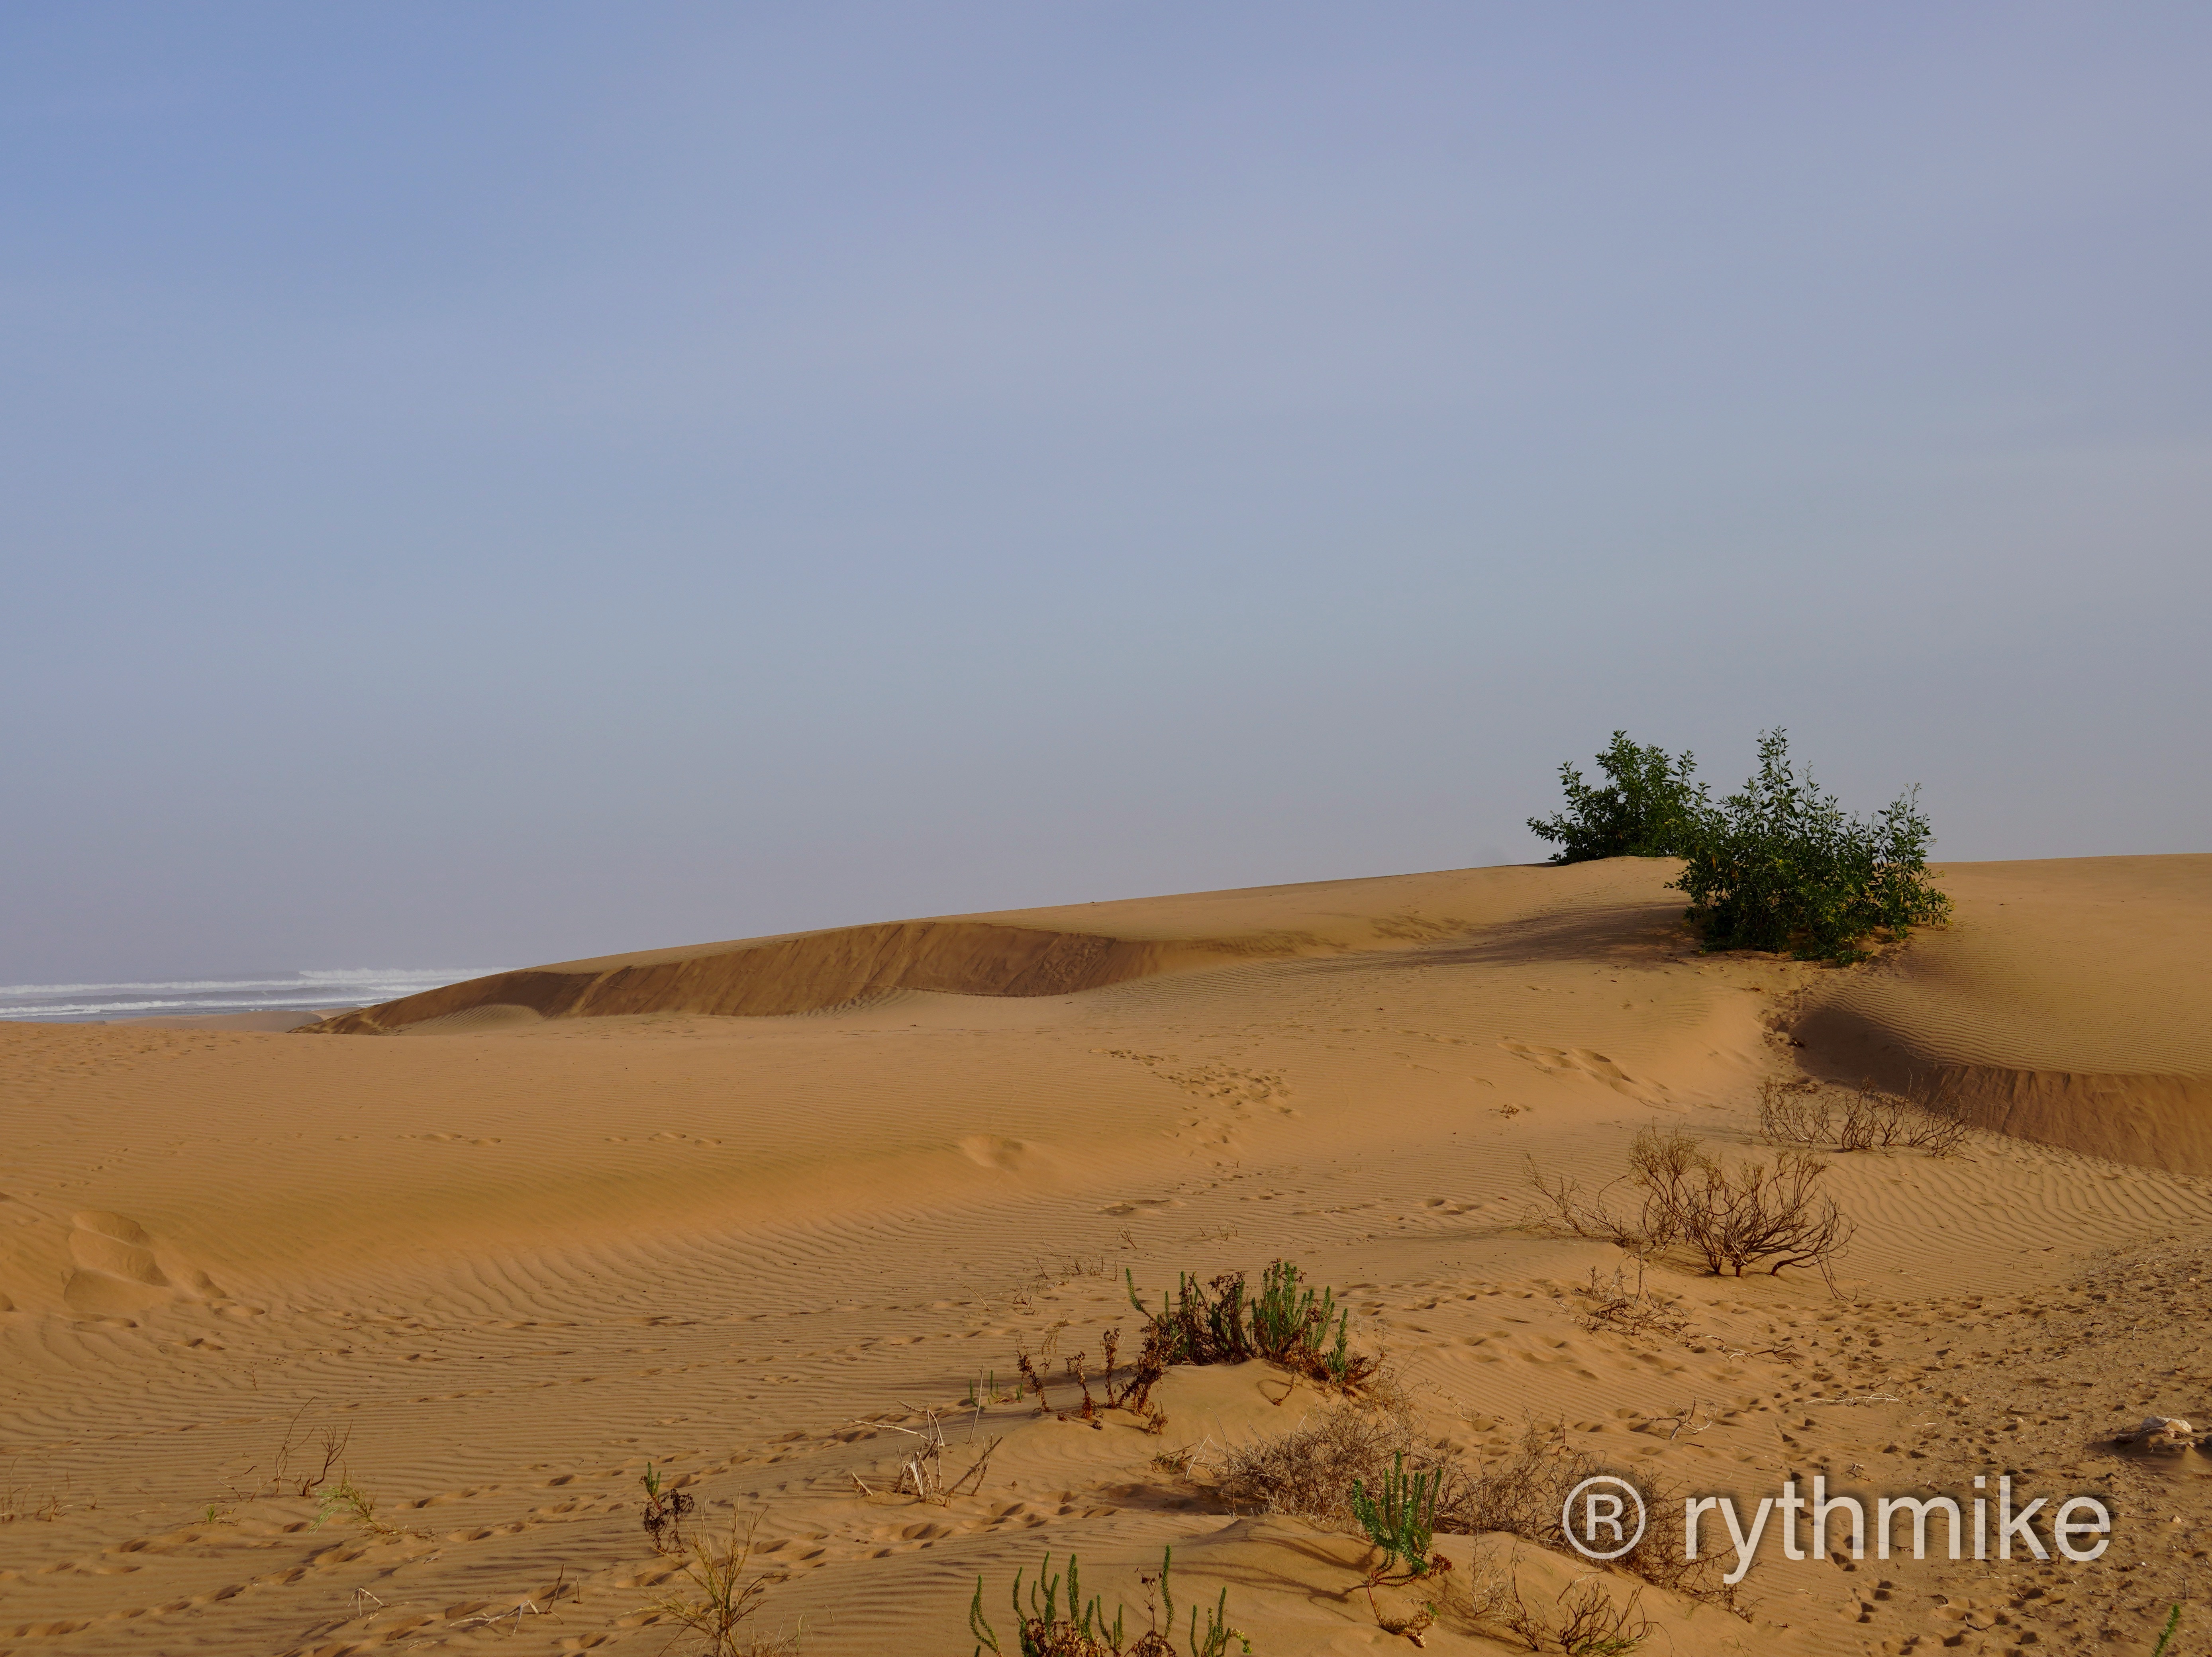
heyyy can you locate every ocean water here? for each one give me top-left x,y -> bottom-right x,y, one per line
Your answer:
0,969 -> 495,1023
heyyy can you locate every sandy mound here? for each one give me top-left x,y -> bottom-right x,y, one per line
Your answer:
1793,854 -> 2212,1173
4,856 -> 2209,1656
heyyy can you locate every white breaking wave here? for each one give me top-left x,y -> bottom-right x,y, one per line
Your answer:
0,970 -> 498,1023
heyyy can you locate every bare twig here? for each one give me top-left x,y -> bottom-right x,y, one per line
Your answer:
851,1406 -> 999,1505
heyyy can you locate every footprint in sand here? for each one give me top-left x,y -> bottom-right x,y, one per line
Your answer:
1099,1197 -> 1182,1216
1097,1050 -> 1297,1113
63,1210 -> 224,1318
1499,1040 -> 1671,1103
957,1134 -> 1058,1176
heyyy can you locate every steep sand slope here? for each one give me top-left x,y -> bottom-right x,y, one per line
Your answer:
2,858 -> 2209,1657
1793,855 -> 2212,1172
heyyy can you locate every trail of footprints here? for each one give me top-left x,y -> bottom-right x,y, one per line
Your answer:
0,1401 -> 1149,1654
1092,1049 -> 1298,1114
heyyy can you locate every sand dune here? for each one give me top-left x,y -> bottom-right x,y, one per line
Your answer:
1793,855 -> 2212,1173
2,857 -> 2208,1655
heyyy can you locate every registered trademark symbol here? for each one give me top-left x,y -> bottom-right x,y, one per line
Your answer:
1563,1475 -> 1648,1560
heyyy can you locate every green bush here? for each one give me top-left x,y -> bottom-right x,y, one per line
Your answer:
1526,731 -> 1701,862
1349,1452 -> 1440,1581
1672,729 -> 1950,962
1126,1260 -> 1373,1389
968,1546 -> 1249,1657
1528,728 -> 1951,963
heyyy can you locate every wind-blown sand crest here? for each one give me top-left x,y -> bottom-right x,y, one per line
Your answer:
305,922 -> 1220,1031
300,862 -> 1664,1034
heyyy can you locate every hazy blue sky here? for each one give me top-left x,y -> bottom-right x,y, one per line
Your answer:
3,4 -> 2207,982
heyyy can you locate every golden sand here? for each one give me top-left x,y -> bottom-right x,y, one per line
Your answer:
3,856 -> 2207,1653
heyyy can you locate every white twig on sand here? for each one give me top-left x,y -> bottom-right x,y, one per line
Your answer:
454,1598 -> 544,1631
1804,1393 -> 1902,1406
848,1406 -> 1001,1504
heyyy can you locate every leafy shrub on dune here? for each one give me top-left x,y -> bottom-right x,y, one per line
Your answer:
1671,728 -> 1950,963
1527,731 -> 1702,863
1530,727 -> 1951,963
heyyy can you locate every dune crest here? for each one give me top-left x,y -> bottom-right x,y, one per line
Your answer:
301,860 -> 1659,1034
306,921 -> 1241,1032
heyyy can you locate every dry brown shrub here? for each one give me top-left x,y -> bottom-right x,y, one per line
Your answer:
1461,1422 -> 1743,1619
1529,1126 -> 1855,1280
1214,1397 -> 1473,1533
1677,1147 -> 1853,1279
1224,1410 -> 1754,1639
1525,1163 -> 1672,1261
1489,1563 -> 1652,1654
1218,1406 -> 1747,1634
1758,1075 -> 1967,1156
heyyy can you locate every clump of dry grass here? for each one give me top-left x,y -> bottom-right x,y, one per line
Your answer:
1558,1263 -> 1690,1341
449,1573 -> 572,1637
1216,1397 -> 1471,1533
0,1485 -> 66,1524
1757,1075 -> 1968,1156
1217,1406 -> 1743,1624
1457,1422 -> 1743,1619
649,1513 -> 800,1656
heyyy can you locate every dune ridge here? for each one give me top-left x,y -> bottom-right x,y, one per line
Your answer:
306,921 -> 1275,1033
300,860 -> 1650,1034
